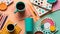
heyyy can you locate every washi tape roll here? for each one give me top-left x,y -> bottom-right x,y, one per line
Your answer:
0,3 -> 7,11
25,17 -> 34,34
47,0 -> 57,4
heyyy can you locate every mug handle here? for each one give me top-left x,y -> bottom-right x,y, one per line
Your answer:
14,23 -> 17,26
14,9 -> 18,14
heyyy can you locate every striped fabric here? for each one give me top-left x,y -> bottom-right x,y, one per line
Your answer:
0,14 -> 8,30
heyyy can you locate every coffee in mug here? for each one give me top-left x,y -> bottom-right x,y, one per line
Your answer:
14,2 -> 25,13
7,23 -> 17,32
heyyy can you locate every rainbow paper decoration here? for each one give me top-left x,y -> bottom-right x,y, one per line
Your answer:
41,18 -> 55,30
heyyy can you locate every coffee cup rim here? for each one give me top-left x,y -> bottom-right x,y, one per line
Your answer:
16,1 -> 25,11
16,8 -> 25,12
6,24 -> 15,32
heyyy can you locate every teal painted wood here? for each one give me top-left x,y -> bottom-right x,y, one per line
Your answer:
47,0 -> 57,4
34,10 -> 60,34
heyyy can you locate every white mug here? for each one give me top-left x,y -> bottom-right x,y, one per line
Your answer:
14,2 -> 25,13
7,23 -> 17,32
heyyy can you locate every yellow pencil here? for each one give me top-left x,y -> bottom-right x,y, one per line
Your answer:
27,1 -> 39,22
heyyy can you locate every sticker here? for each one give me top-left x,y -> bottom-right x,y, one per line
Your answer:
30,0 -> 52,10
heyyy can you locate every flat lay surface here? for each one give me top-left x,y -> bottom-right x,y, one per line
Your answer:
0,0 -> 60,34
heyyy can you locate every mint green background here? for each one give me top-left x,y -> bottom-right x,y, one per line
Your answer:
34,10 -> 60,34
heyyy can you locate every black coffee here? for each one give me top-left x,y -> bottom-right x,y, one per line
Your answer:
16,2 -> 25,10
7,24 -> 14,31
